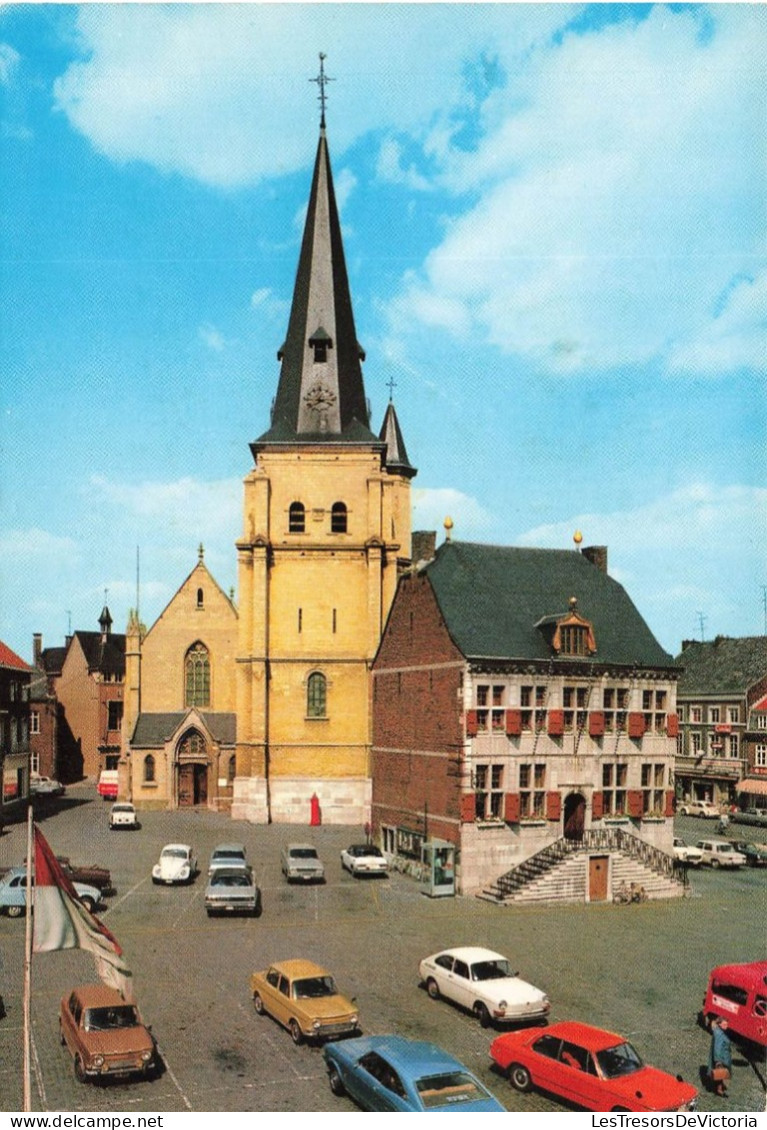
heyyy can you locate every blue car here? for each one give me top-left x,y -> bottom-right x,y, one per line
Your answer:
323,1034 -> 505,1112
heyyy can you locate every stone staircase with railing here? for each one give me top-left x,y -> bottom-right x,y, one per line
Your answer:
478,828 -> 687,905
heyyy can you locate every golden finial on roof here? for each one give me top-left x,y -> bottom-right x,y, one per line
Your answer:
573,530 -> 583,547
444,516 -> 454,542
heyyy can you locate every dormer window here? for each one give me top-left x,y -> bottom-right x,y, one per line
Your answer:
309,326 -> 333,364
539,597 -> 597,657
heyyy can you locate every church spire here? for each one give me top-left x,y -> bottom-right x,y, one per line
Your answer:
255,59 -> 376,449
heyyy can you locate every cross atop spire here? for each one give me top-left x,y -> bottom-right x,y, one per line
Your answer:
309,52 -> 334,128
386,374 -> 398,403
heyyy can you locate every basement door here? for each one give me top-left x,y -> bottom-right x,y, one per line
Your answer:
588,855 -> 609,902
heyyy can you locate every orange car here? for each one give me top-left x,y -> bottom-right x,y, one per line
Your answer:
702,962 -> 767,1048
59,985 -> 156,1084
490,1020 -> 698,1112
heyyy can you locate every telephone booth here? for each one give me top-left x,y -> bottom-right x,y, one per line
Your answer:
420,839 -> 456,898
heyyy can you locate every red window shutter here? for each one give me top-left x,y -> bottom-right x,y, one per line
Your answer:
589,711 -> 605,737
460,793 -> 476,823
628,712 -> 646,739
505,709 -> 522,736
548,709 -> 564,737
664,790 -> 675,817
591,791 -> 604,819
465,710 -> 478,737
546,791 -> 561,820
666,713 -> 679,738
504,792 -> 520,823
627,789 -> 643,817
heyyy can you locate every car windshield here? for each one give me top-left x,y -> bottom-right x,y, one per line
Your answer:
596,1042 -> 643,1078
471,959 -> 514,981
213,850 -> 244,860
290,848 -> 318,859
416,1072 -> 490,1108
293,976 -> 336,999
212,872 -> 251,888
352,845 -> 382,857
84,1006 -> 139,1031
113,805 -> 133,813
162,848 -> 188,859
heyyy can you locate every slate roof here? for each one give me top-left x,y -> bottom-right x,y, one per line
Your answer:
423,541 -> 675,669
675,636 -> 767,697
40,647 -> 67,675
379,401 -> 417,479
74,631 -> 126,679
131,712 -> 236,747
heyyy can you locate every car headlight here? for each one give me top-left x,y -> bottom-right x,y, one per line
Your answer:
350,1015 -> 358,1025
93,1055 -> 104,1068
542,997 -> 551,1011
141,1050 -> 153,1063
312,1019 -> 322,1030
498,1000 -> 508,1011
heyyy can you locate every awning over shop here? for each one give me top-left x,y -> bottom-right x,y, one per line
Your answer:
736,778 -> 767,795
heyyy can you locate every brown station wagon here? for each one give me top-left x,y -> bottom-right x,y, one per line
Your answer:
250,958 -> 360,1045
59,985 -> 156,1083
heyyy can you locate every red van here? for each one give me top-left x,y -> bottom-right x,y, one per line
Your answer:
702,962 -> 767,1048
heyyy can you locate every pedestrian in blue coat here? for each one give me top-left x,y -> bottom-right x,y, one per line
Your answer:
708,1018 -> 733,1097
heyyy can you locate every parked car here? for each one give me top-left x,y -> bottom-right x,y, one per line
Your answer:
340,844 -> 389,877
59,984 -> 156,1083
728,840 -> 767,867
152,844 -> 197,885
250,959 -> 360,1045
695,839 -> 746,868
109,802 -> 138,830
419,946 -> 550,1028
205,866 -> 260,916
672,838 -> 703,866
0,867 -> 102,916
732,808 -> 767,828
701,961 -> 767,1049
323,1034 -> 506,1112
281,843 -> 325,883
678,799 -> 720,818
30,775 -> 65,797
207,843 -> 247,875
490,1020 -> 698,1112
57,857 -> 115,896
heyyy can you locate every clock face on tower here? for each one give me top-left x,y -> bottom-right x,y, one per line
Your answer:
303,381 -> 337,431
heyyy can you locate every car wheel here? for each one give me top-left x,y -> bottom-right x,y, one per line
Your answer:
59,1022 -> 66,1046
74,1055 -> 88,1084
474,1002 -> 492,1028
253,993 -> 265,1016
6,904 -> 24,918
426,978 -> 440,1001
711,859 -> 720,869
289,1019 -> 303,1045
612,1107 -> 630,1113
328,1065 -> 345,1097
507,1063 -> 532,1093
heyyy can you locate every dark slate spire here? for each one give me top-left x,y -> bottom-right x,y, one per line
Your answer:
254,122 -> 378,448
379,401 -> 417,479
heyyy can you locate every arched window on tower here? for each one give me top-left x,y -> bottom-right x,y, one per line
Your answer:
331,501 -> 347,533
289,502 -> 305,533
197,587 -> 204,608
185,642 -> 210,708
307,672 -> 327,718
143,754 -> 156,783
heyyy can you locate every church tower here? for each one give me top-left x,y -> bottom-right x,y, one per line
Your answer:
234,66 -> 416,824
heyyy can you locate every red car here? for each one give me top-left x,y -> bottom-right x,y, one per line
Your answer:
490,1020 -> 698,1112
702,962 -> 767,1048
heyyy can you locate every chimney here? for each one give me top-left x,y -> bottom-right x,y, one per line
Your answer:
681,639 -> 697,652
581,545 -> 608,573
411,530 -> 436,566
33,632 -> 43,666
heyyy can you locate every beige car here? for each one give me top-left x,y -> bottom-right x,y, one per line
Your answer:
59,985 -> 156,1083
250,959 -> 360,1045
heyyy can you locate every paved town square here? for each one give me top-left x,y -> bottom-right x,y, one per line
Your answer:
0,791 -> 764,1113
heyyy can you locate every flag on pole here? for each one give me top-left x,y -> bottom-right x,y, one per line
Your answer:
32,825 -> 133,998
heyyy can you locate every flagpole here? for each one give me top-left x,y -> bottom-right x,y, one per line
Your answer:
23,804 -> 33,1111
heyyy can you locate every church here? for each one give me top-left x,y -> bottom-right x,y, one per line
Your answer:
122,92 -> 416,821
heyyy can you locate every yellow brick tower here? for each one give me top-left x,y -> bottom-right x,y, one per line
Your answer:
233,69 -> 415,824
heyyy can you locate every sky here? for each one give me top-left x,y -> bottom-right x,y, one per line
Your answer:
0,2 -> 765,664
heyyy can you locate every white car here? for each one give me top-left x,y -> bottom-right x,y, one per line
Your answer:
672,837 -> 703,866
152,844 -> 197,885
109,802 -> 138,830
419,946 -> 550,1028
30,775 -> 65,796
340,843 -> 389,877
281,843 -> 325,883
678,800 -> 720,818
208,843 -> 247,876
695,839 -> 747,869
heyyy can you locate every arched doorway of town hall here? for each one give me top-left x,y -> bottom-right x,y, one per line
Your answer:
563,792 -> 586,841
176,729 -> 209,808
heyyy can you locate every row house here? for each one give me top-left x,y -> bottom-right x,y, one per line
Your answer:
372,539 -> 681,897
675,636 -> 767,810
0,640 -> 32,817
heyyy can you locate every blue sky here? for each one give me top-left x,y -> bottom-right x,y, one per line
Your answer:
1,2 -> 765,662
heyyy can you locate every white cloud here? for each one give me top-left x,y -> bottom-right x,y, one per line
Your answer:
376,137 -> 431,192
198,322 -> 226,352
669,271 -> 767,375
0,527 -> 78,559
0,42 -> 20,85
87,474 -> 240,539
412,487 -> 495,542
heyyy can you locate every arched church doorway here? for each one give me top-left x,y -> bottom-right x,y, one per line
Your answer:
563,792 -> 586,841
176,729 -> 209,808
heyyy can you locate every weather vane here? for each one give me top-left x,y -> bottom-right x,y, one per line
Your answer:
310,52 -> 334,127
